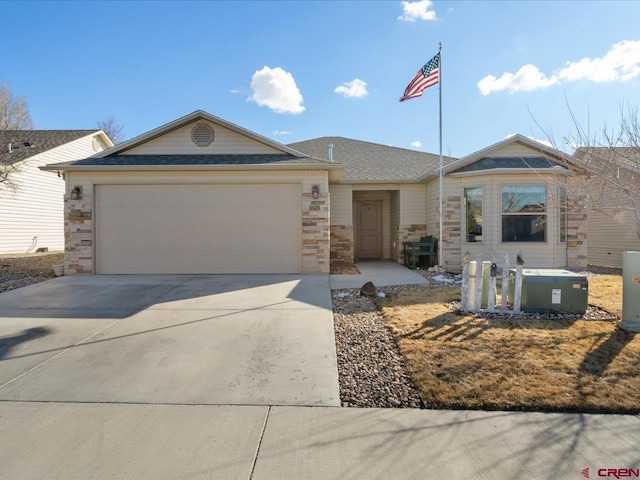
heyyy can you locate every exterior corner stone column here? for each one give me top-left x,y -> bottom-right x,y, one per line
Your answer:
64,193 -> 93,275
301,191 -> 330,274
441,195 -> 462,271
567,190 -> 588,269
330,225 -> 354,264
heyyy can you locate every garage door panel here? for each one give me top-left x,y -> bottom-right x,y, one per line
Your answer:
99,185 -> 300,209
96,185 -> 302,274
99,232 -> 300,256
100,207 -> 301,234
99,254 -> 300,275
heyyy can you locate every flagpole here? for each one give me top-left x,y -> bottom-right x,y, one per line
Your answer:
438,42 -> 444,269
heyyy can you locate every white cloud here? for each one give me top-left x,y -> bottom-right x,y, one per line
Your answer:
398,0 -> 437,22
273,130 -> 292,135
248,66 -> 305,114
504,133 -> 554,148
334,79 -> 369,98
477,64 -> 559,96
478,41 -> 640,96
411,140 -> 422,148
558,40 -> 640,83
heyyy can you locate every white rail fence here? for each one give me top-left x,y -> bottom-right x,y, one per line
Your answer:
460,251 -> 525,314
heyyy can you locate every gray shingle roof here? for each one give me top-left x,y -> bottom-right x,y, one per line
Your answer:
0,130 -> 98,165
452,157 -> 568,173
288,136 -> 456,182
49,154 -> 334,168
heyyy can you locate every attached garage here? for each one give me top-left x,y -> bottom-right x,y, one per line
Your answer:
41,111 -> 341,275
95,184 -> 301,274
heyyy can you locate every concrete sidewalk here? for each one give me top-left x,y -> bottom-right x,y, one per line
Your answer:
0,402 -> 637,480
330,260 -> 430,289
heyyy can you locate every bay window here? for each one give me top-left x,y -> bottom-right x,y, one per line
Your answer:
501,185 -> 547,242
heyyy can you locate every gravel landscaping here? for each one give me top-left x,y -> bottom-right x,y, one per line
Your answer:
332,288 -> 424,408
0,252 -> 63,293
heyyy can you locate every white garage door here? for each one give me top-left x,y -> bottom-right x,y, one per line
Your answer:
95,184 -> 301,274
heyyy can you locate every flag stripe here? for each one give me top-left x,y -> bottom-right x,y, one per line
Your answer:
399,52 -> 440,102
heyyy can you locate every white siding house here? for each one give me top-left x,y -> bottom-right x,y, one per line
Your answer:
575,147 -> 640,269
0,130 -> 113,254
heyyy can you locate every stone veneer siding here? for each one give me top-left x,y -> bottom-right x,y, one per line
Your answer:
566,188 -> 588,269
330,225 -> 354,264
302,191 -> 330,274
441,195 -> 462,271
64,193 -> 93,275
394,224 -> 427,265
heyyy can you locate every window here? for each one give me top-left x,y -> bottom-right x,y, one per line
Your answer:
559,186 -> 567,243
501,185 -> 547,242
464,187 -> 483,242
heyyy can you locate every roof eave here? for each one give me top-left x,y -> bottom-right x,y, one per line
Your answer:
448,167 -> 574,177
330,178 -> 424,185
40,163 -> 344,173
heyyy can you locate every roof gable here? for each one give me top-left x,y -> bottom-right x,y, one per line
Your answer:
445,134 -> 575,174
95,110 -> 308,158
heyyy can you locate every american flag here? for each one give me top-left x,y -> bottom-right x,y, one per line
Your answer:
399,53 -> 440,102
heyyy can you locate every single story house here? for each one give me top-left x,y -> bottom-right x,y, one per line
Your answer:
41,110 -> 588,275
575,146 -> 640,269
292,134 -> 587,271
0,130 -> 113,254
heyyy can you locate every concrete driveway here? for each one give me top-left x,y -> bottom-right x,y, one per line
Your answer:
0,275 -> 340,406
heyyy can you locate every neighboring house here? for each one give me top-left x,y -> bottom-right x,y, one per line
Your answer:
41,110 -> 587,275
0,130 -> 113,254
574,147 -> 640,269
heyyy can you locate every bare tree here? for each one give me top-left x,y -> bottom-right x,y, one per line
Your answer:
567,104 -> 640,238
0,81 -> 34,130
96,115 -> 125,145
1,82 -> 34,192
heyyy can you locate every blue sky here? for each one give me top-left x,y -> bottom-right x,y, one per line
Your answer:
2,0 -> 640,158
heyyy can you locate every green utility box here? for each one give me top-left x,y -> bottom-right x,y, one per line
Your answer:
508,269 -> 588,315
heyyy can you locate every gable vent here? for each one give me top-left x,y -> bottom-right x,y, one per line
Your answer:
191,124 -> 214,146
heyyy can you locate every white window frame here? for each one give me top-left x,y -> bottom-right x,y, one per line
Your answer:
500,184 -> 548,243
463,186 -> 483,244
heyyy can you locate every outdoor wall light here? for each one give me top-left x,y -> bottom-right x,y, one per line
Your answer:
312,184 -> 319,199
70,186 -> 82,200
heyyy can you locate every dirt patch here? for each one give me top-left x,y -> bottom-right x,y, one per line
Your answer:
0,252 -> 64,293
330,262 -> 360,275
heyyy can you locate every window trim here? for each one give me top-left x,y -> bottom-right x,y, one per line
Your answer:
500,183 -> 548,243
558,185 -> 567,243
463,185 -> 483,244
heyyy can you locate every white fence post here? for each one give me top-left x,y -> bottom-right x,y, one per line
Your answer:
473,252 -> 483,312
501,252 -> 510,312
513,251 -> 524,314
461,250 -> 524,315
461,251 -> 471,311
488,252 -> 497,313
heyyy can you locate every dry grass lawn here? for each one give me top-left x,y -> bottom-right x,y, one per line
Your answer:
376,275 -> 640,413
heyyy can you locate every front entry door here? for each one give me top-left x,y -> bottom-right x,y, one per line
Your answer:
356,201 -> 382,258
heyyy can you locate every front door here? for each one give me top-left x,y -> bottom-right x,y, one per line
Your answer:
356,201 -> 382,258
